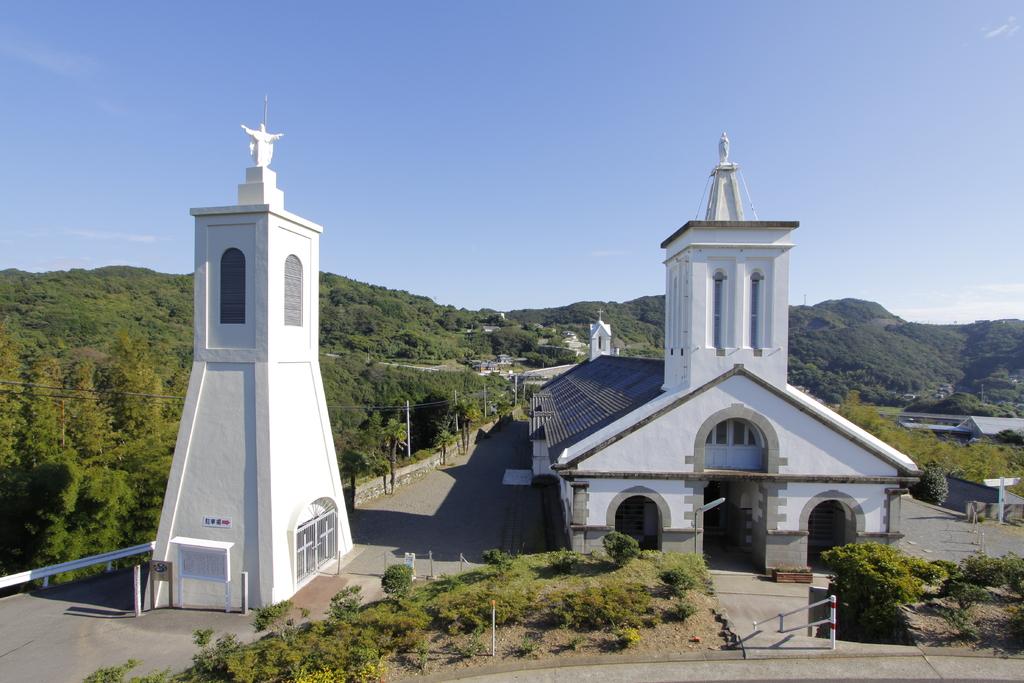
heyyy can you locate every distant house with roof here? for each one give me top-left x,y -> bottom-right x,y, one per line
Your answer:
961,416 -> 1024,440
528,135 -> 920,572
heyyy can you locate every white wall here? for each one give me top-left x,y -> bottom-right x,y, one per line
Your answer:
574,374 -> 899,478
778,482 -> 887,533
584,478 -> 697,529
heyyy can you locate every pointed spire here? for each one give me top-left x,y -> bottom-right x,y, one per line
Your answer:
705,132 -> 745,221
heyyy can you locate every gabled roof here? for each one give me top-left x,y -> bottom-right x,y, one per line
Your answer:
963,416 -> 1024,436
529,355 -> 664,460
551,364 -> 919,476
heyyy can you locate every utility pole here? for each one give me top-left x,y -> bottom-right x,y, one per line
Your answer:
483,387 -> 488,417
405,401 -> 412,460
514,374 -> 518,406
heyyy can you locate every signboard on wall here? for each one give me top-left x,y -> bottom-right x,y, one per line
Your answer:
180,547 -> 228,582
203,516 -> 233,529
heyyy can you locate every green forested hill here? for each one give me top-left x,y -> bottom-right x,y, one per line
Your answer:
3,268 -> 1024,412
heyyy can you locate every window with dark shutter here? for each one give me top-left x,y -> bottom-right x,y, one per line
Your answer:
220,248 -> 246,324
712,271 -> 726,349
284,255 -> 302,326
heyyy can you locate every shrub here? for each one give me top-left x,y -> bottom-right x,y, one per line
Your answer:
960,554 -> 1006,587
551,581 -> 651,630
192,633 -> 244,676
435,581 -> 536,634
910,463 -> 948,505
251,600 -> 293,633
482,548 -> 513,567
938,606 -> 979,641
83,660 -> 140,683
356,600 -> 430,652
1001,554 -> 1024,597
454,633 -> 486,658
327,585 -> 362,624
821,542 -> 937,642
602,531 -> 641,566
192,628 -> 214,647
945,581 -> 989,610
382,564 -> 413,600
674,597 -> 697,622
1010,606 -> 1024,644
659,567 -> 699,596
548,549 -> 581,574
616,626 -> 642,649
514,635 -> 539,658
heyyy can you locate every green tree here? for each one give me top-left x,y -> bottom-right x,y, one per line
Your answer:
66,360 -> 114,463
382,417 -> 406,494
339,449 -> 373,508
0,321 -> 24,473
19,357 -> 66,467
432,429 -> 458,465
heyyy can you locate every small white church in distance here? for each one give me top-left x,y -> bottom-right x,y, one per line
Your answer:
531,135 -> 920,570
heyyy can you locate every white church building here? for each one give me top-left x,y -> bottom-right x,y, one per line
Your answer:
530,135 -> 919,570
151,121 -> 352,609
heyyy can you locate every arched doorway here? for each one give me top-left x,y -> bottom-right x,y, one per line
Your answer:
807,500 -> 850,560
614,495 -> 661,550
295,497 -> 338,583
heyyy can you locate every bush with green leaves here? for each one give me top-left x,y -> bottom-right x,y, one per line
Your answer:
945,581 -> 989,610
481,548 -> 514,573
616,626 -> 642,649
382,564 -> 413,600
251,599 -> 294,633
550,581 -> 651,630
327,585 -> 362,624
939,606 -> 979,641
659,567 -> 699,596
960,553 -> 1007,587
548,549 -> 581,574
910,463 -> 948,505
434,580 -> 537,634
821,542 -> 942,642
355,600 -> 430,652
1010,606 -> 1024,645
999,553 -> 1024,597
602,531 -> 641,566
674,597 -> 698,622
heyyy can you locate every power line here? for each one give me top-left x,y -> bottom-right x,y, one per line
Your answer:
0,379 -> 184,401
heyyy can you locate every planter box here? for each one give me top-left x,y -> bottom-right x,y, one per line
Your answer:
772,569 -> 813,583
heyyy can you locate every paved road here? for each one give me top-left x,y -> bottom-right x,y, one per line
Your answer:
0,569 -> 252,682
341,420 -> 546,578
899,497 -> 1022,562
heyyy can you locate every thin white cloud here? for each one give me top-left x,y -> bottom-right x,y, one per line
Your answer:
891,283 -> 1024,324
0,29 -> 97,78
983,16 -> 1019,40
66,229 -> 158,244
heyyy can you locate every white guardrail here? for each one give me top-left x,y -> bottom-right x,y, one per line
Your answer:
0,541 -> 155,590
753,593 -> 837,650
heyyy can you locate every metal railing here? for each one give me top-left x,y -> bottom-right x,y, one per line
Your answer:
0,542 -> 155,590
752,593 -> 837,650
381,550 -> 480,579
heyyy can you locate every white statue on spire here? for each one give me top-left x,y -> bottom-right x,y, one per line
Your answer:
718,132 -> 730,164
241,122 -> 284,168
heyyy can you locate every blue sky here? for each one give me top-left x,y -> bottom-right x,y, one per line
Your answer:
1,2 -> 1021,322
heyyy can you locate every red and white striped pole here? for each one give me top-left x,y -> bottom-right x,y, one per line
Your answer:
829,594 -> 837,650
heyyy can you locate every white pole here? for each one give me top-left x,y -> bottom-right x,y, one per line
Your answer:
998,477 -> 1005,524
241,571 -> 249,615
133,565 -> 142,617
829,594 -> 837,650
491,599 -> 496,656
406,401 -> 412,460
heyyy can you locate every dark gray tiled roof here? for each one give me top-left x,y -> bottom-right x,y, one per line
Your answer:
530,355 -> 664,461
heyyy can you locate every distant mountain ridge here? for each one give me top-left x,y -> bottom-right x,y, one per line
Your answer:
2,267 -> 1023,410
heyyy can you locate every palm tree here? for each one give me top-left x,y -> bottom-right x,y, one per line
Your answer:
339,449 -> 372,509
433,429 -> 458,465
382,417 -> 406,494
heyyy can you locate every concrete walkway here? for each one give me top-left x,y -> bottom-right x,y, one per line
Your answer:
415,650 -> 1024,681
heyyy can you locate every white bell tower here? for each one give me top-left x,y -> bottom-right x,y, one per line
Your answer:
152,118 -> 352,609
589,312 -> 612,361
662,134 -> 798,392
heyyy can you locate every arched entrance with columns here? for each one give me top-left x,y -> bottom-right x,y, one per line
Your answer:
606,487 -> 670,551
799,491 -> 864,565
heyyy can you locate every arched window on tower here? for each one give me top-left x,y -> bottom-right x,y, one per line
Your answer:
750,272 -> 763,349
712,271 -> 726,349
284,255 -> 303,326
220,248 -> 246,324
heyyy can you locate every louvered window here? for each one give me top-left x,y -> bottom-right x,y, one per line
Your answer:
220,248 -> 246,324
284,255 -> 303,326
750,272 -> 763,349
712,271 -> 726,349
